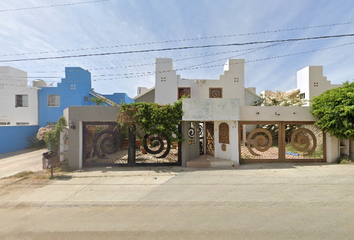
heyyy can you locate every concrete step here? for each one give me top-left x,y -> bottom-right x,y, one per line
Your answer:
186,155 -> 233,168
210,158 -> 233,168
186,158 -> 210,168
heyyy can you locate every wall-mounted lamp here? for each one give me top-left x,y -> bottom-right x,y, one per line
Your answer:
256,112 -> 260,114
69,120 -> 76,129
275,112 -> 280,116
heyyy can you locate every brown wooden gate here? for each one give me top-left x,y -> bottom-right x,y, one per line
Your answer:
239,121 -> 326,163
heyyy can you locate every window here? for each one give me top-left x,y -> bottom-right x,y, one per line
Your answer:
299,93 -> 305,99
15,95 -> 28,107
84,96 -> 89,102
71,84 -> 76,90
0,122 -> 10,125
178,87 -> 191,99
209,88 -> 223,98
314,82 -> 319,87
48,95 -> 60,107
161,77 -> 166,82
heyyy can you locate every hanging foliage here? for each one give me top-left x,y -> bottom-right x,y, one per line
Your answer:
117,100 -> 183,142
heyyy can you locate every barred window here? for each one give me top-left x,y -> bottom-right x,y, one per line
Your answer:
48,95 -> 60,107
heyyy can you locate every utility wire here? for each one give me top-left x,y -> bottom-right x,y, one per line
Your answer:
91,40 -> 354,81
0,38 -> 351,87
9,37 -> 336,71
1,39 -> 353,83
1,33 -> 354,63
0,21 -> 352,57
0,0 -> 109,12
13,44 -> 285,73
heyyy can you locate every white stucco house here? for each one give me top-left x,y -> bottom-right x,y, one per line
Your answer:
133,58 -> 349,167
0,66 -> 39,126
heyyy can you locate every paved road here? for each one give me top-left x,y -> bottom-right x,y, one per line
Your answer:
0,164 -> 354,239
0,149 -> 44,179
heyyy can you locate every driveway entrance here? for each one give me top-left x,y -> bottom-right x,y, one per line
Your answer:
239,121 -> 325,163
83,122 -> 181,167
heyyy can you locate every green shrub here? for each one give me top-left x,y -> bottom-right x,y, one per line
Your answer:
337,155 -> 352,164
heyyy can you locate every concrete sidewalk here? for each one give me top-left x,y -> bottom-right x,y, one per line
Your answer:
1,163 -> 354,208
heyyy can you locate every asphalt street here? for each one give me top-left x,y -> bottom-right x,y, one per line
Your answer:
0,162 -> 354,239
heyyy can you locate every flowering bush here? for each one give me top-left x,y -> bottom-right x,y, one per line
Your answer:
36,126 -> 52,141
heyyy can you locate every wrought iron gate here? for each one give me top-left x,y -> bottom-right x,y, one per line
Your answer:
83,122 -> 128,167
239,122 -> 325,163
83,122 -> 181,167
206,122 -> 215,156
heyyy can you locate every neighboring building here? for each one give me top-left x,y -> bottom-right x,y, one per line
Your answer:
297,66 -> 341,106
38,67 -> 134,127
0,66 -> 39,126
38,67 -> 92,127
0,66 -> 39,154
102,93 -> 134,104
0,65 -> 133,155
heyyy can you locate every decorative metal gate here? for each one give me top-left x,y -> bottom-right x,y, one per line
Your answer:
206,122 -> 215,155
134,131 -> 181,165
239,122 -> 325,163
83,122 -> 128,167
83,122 -> 181,167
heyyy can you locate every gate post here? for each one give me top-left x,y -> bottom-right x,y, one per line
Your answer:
128,128 -> 136,166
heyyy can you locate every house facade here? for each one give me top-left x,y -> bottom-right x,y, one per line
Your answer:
135,59 -> 346,166
64,58 -> 349,169
0,66 -> 38,126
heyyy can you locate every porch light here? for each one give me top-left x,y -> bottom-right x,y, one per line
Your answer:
275,112 -> 280,116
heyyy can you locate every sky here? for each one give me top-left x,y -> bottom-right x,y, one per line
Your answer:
1,0 -> 354,98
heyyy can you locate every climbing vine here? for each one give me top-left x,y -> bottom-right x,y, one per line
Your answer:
117,100 -> 183,142
44,116 -> 66,152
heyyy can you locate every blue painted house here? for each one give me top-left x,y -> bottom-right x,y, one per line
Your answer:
38,67 -> 92,127
38,67 -> 134,127
102,93 -> 134,104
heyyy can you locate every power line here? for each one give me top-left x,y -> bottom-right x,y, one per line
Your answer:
0,39 -> 352,88
0,21 -> 352,57
0,0 -> 109,12
14,44 -> 286,73
1,33 -> 354,63
8,37 -> 335,72
91,40 -> 354,81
